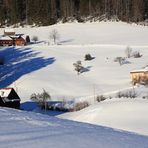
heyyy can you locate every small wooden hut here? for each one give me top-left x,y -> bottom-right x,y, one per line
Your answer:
0,88 -> 21,109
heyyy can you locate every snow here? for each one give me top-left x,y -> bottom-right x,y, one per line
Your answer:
0,22 -> 146,102
0,22 -> 148,146
0,88 -> 12,97
0,36 -> 12,40
59,98 -> 148,136
0,107 -> 148,148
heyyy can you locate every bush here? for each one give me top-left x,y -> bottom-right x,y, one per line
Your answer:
116,90 -> 137,98
73,101 -> 89,111
133,51 -> 142,58
73,60 -> 84,75
85,54 -> 93,61
96,95 -> 107,102
114,57 -> 125,65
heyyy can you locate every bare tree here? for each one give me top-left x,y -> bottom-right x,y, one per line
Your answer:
49,29 -> 60,44
125,46 -> 132,58
73,60 -> 84,75
32,36 -> 38,43
30,89 -> 51,110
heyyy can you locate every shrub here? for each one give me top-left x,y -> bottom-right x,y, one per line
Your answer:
133,51 -> 142,58
114,57 -> 125,65
73,101 -> 89,111
85,54 -> 93,61
73,60 -> 84,75
116,90 -> 137,98
96,95 -> 107,102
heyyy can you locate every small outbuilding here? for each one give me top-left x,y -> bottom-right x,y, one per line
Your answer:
0,88 -> 21,109
130,66 -> 148,85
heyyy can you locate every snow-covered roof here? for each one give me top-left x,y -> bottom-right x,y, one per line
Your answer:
130,66 -> 148,73
0,88 -> 12,97
0,36 -> 12,40
4,28 -> 15,33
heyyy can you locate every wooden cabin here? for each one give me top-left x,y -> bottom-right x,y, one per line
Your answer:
0,36 -> 14,46
0,88 -> 21,109
0,35 -> 26,46
13,36 -> 26,46
130,67 -> 148,85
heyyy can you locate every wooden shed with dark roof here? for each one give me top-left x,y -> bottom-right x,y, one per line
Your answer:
0,88 -> 21,109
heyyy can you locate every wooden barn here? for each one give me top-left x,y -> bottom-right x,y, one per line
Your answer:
130,66 -> 148,85
0,88 -> 21,109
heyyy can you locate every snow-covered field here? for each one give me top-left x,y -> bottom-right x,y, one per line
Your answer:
0,22 -> 148,102
0,107 -> 148,148
0,22 -> 148,147
59,97 -> 148,136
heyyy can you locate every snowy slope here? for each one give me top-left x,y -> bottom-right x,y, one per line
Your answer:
0,22 -> 147,102
59,98 -> 148,136
0,107 -> 148,148
1,22 -> 148,46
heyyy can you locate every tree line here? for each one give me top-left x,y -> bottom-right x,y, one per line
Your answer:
0,0 -> 147,26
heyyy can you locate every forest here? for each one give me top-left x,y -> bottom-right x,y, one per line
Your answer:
0,0 -> 147,26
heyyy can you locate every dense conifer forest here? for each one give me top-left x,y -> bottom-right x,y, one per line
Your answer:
0,0 -> 147,26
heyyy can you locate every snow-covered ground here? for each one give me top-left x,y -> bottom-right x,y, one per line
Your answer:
0,22 -> 148,101
0,22 -> 148,146
59,97 -> 148,136
0,107 -> 148,148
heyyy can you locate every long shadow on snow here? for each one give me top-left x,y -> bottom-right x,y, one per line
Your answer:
0,46 -> 55,88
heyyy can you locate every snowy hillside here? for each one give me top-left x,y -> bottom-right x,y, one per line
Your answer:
0,107 -> 148,148
0,22 -> 147,102
59,97 -> 148,136
0,22 -> 148,147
